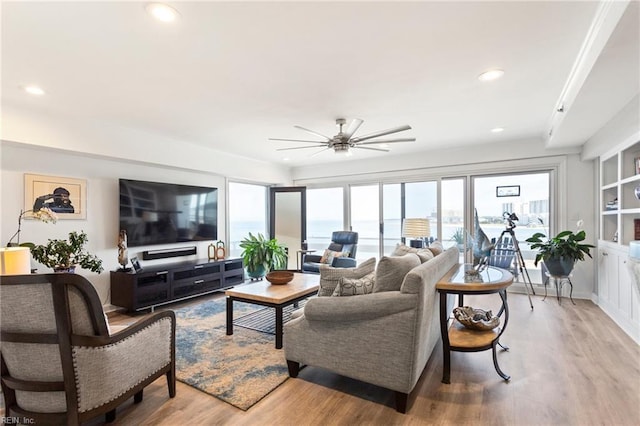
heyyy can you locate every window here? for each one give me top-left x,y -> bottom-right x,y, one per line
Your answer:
473,171 -> 551,283
441,178 -> 466,252
350,184 -> 380,261
228,182 -> 267,258
306,187 -> 344,253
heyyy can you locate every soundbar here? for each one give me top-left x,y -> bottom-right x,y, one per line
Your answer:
142,246 -> 197,260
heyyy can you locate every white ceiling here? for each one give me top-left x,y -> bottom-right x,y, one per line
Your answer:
2,1 -> 639,167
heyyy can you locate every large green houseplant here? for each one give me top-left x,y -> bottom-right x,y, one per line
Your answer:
239,232 -> 288,278
525,229 -> 594,276
31,231 -> 104,273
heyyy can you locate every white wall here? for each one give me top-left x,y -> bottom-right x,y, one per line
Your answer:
1,105 -> 292,307
582,94 -> 640,160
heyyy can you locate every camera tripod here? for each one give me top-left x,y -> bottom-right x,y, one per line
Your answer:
494,224 -> 535,310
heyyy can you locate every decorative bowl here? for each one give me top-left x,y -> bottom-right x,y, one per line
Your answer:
266,270 -> 294,285
453,306 -> 500,331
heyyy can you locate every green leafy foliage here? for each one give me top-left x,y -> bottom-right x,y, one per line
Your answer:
525,230 -> 594,267
239,232 -> 288,273
31,231 -> 104,273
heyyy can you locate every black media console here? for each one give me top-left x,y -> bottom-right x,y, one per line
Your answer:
110,257 -> 244,312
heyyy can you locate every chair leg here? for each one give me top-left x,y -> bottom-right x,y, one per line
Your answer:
167,369 -> 176,398
286,360 -> 300,378
395,391 -> 409,413
105,409 -> 116,423
134,389 -> 143,403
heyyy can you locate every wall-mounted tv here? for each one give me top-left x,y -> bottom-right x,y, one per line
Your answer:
119,179 -> 218,247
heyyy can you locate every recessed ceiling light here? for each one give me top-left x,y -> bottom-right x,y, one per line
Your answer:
478,69 -> 505,82
23,85 -> 45,96
282,157 -> 290,162
146,3 -> 180,22
491,127 -> 505,133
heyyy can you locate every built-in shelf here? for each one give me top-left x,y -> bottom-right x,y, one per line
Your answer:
600,140 -> 640,246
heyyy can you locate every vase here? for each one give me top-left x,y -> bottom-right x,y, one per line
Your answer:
544,257 -> 574,277
635,186 -> 640,200
54,266 -> 76,273
246,265 -> 266,279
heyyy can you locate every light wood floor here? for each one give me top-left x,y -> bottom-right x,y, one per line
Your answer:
7,291 -> 640,425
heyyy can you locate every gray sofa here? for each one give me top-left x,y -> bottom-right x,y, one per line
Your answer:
284,246 -> 458,413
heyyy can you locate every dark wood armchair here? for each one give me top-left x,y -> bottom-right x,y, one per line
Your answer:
0,273 -> 176,425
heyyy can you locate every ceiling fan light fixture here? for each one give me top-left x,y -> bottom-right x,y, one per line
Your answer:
146,3 -> 180,22
22,85 -> 45,96
478,69 -> 505,82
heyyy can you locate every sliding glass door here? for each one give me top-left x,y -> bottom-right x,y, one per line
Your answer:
306,187 -> 344,252
350,184 -> 380,261
472,171 -> 551,283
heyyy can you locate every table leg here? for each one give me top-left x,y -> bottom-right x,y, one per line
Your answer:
275,306 -> 284,349
492,342 -> 511,381
226,297 -> 233,336
439,292 -> 451,384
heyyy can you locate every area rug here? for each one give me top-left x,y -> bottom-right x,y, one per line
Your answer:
173,298 -> 289,410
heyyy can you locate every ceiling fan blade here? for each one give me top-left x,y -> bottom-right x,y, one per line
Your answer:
276,145 -> 328,151
343,118 -> 364,139
350,125 -> 412,143
293,125 -> 332,141
352,145 -> 390,152
311,147 -> 331,157
269,138 -> 329,144
356,138 -> 416,145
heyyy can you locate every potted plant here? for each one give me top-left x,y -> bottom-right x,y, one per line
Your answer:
31,231 -> 104,273
525,229 -> 594,276
239,232 -> 288,279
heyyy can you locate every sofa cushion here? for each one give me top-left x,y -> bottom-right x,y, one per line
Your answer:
318,257 -> 376,296
332,272 -> 376,296
416,249 -> 434,263
373,253 -> 421,292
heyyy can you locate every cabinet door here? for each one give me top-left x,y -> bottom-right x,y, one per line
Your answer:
598,250 -> 610,301
618,256 -> 633,318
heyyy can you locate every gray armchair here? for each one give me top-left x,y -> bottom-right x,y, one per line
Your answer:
0,273 -> 176,425
302,231 -> 358,273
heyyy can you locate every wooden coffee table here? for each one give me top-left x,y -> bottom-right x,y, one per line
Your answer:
225,272 -> 319,349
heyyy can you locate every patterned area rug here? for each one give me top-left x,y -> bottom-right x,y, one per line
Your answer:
173,298 -> 289,410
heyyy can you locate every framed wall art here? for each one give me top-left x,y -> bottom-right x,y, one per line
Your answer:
496,185 -> 520,197
24,174 -> 87,219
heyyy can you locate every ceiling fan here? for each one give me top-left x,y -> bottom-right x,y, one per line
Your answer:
269,118 -> 415,156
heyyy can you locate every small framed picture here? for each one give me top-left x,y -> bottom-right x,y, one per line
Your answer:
496,185 -> 520,197
634,157 -> 640,175
24,173 -> 87,219
130,256 -> 142,272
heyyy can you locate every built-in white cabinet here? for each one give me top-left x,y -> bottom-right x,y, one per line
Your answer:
600,141 -> 640,245
598,140 -> 640,344
597,243 -> 639,343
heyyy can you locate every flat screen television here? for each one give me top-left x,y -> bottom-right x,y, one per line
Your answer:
119,179 -> 218,247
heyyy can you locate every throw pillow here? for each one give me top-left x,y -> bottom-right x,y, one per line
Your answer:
428,240 -> 444,256
391,243 -> 416,256
318,257 -> 376,296
320,249 -> 344,264
416,249 -> 434,263
373,253 -> 421,292
391,243 -> 433,263
331,272 -> 376,296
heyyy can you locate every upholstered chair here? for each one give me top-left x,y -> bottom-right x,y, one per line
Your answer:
0,273 -> 176,425
302,231 -> 359,273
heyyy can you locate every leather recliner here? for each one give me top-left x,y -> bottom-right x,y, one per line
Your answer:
302,231 -> 358,273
